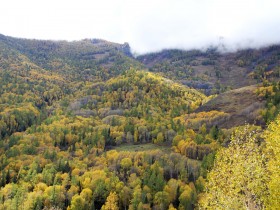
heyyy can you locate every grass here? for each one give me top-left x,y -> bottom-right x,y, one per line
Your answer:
111,143 -> 171,153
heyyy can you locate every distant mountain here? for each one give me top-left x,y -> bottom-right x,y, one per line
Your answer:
137,46 -> 280,94
0,34 -> 143,81
2,33 -> 280,94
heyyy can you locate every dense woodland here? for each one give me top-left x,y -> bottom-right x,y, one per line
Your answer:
0,34 -> 279,209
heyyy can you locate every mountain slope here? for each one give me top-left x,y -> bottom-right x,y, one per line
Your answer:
65,70 -> 207,146
137,46 -> 280,94
0,69 -> 208,210
0,39 -> 72,138
0,34 -> 143,81
0,34 -> 280,209
195,85 -> 265,128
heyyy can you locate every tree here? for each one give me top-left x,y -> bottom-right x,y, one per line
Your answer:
210,125 -> 219,140
168,204 -> 177,210
120,158 -> 133,180
263,118 -> 280,208
143,163 -> 165,193
24,191 -> 43,210
70,194 -> 85,210
80,188 -> 93,209
129,185 -> 142,210
119,186 -> 131,210
44,185 -> 65,209
199,123 -> 207,136
164,179 -> 180,204
195,176 -> 205,194
179,185 -> 196,210
120,158 -> 133,171
154,132 -> 164,145
126,132 -> 133,143
199,126 -> 267,210
153,191 -> 169,210
102,192 -> 119,210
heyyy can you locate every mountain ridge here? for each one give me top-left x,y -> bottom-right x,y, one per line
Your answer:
1,33 -> 280,92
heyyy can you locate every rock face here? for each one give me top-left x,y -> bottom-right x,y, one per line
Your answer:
120,42 -> 133,57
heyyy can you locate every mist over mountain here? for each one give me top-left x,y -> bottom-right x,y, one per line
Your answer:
1,0 -> 280,54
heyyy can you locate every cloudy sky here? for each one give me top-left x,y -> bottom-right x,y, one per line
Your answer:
1,0 -> 280,53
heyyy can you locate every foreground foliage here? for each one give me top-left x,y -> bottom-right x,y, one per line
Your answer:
263,118 -> 280,209
199,121 -> 280,210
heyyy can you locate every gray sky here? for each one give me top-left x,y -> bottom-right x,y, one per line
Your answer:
1,0 -> 280,54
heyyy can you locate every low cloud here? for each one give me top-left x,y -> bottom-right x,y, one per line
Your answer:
1,0 -> 280,54
121,0 -> 280,54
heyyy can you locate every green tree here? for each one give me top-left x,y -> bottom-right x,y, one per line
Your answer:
129,185 -> 142,210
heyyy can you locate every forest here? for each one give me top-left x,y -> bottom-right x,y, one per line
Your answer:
0,34 -> 279,209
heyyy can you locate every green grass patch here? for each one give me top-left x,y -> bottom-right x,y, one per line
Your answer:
111,143 -> 171,153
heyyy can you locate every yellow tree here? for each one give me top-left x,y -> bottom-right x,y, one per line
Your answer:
163,179 -> 180,204
263,117 -> 280,209
80,188 -> 93,209
154,191 -> 169,210
179,184 -> 196,210
199,125 -> 267,210
101,191 -> 119,210
70,194 -> 85,210
168,204 -> 177,210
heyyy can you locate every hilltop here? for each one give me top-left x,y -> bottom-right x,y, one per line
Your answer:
0,34 -> 143,81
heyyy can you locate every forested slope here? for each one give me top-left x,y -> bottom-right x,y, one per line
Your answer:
0,38 -> 212,210
0,34 -> 280,209
138,46 -> 280,94
0,34 -> 143,81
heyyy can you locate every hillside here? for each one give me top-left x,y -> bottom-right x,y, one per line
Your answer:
0,34 -> 143,81
195,85 -> 265,128
0,65 -> 211,209
0,34 -> 280,209
137,46 -> 280,94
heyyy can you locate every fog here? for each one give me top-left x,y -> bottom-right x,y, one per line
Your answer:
1,0 -> 280,54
